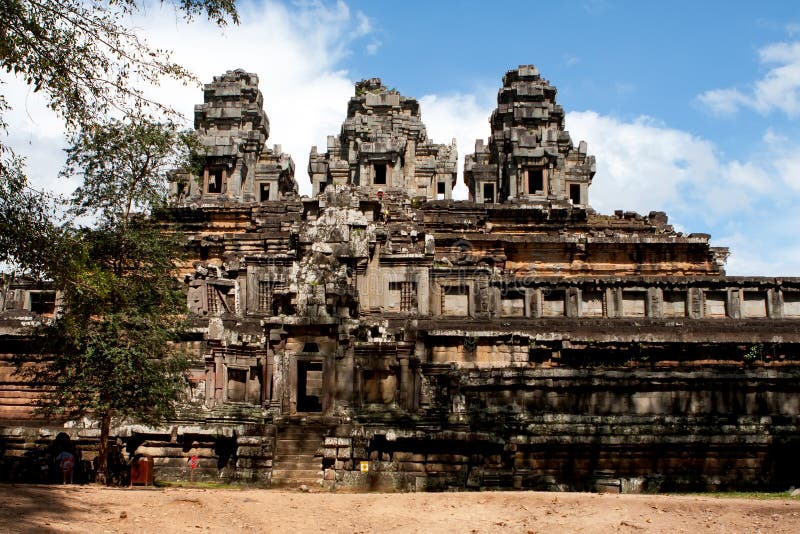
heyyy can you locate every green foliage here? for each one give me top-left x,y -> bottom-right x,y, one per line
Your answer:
463,335 -> 478,351
16,117 -> 195,477
0,0 -> 238,130
62,115 -> 202,223
744,344 -> 763,364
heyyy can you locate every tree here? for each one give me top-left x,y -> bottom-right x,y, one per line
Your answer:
0,0 -> 238,129
22,116 -> 200,481
1,0 -> 237,283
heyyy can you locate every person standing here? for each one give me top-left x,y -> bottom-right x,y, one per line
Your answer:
55,450 -> 75,484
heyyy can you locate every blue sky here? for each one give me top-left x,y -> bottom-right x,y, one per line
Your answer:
5,0 -> 800,275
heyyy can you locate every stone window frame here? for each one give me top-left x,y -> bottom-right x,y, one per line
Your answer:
540,288 -> 567,317
662,289 -> 688,318
388,281 -> 418,313
784,291 -> 800,318
620,289 -> 647,318
524,166 -> 547,196
482,182 -> 496,204
439,283 -> 470,317
703,289 -> 729,318
204,167 -> 226,194
223,364 -> 250,404
741,290 -> 769,319
26,290 -> 57,315
579,288 -> 606,317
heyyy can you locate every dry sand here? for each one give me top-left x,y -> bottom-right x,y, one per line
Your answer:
1,484 -> 799,533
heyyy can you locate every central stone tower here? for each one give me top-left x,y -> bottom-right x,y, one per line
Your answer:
308,78 -> 457,200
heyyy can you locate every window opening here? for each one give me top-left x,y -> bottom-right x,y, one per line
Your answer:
30,291 -> 56,315
436,181 -> 445,200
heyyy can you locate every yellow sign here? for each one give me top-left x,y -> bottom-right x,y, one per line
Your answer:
360,461 -> 369,473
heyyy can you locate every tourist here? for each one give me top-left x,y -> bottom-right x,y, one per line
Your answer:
55,450 -> 75,485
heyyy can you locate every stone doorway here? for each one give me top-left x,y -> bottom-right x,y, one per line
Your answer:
297,360 -> 323,412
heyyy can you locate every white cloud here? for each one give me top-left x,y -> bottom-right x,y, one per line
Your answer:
418,91 -> 494,200
697,40 -> 800,117
565,111 -> 777,217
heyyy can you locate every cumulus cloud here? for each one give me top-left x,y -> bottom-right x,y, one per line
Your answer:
697,41 -> 800,117
565,111 -> 777,217
566,111 -> 800,275
418,91 -> 494,199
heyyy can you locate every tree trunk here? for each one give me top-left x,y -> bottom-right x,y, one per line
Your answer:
96,411 -> 111,484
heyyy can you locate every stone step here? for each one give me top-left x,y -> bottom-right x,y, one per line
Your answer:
276,442 -> 323,454
272,467 -> 322,479
275,453 -> 321,460
273,460 -> 321,470
277,434 -> 326,442
271,473 -> 321,482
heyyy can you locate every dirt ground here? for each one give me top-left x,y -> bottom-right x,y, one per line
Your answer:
1,484 -> 799,533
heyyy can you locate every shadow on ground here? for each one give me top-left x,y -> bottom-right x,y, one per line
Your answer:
0,484 -> 84,534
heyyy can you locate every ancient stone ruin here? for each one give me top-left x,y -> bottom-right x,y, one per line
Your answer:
2,66 -> 800,492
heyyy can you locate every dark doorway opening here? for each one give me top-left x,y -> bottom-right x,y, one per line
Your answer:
374,163 -> 387,185
483,183 -> 495,203
297,360 -> 323,412
527,168 -> 544,194
207,168 -> 223,193
259,183 -> 271,201
570,183 -> 581,205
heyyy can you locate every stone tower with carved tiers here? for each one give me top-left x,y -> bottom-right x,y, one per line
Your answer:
171,69 -> 297,206
466,65 -> 595,206
309,78 -> 457,200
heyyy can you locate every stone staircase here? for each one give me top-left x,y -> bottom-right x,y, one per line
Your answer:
271,424 -> 326,487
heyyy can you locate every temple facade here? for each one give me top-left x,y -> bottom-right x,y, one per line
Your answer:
2,66 -> 799,492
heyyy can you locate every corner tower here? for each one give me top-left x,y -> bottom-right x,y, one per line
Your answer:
465,65 -> 595,206
172,69 -> 296,205
309,78 -> 457,200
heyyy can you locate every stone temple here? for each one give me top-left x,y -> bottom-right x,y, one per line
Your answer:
2,66 -> 800,492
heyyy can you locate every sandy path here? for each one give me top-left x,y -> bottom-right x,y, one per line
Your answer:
1,485 -> 798,533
